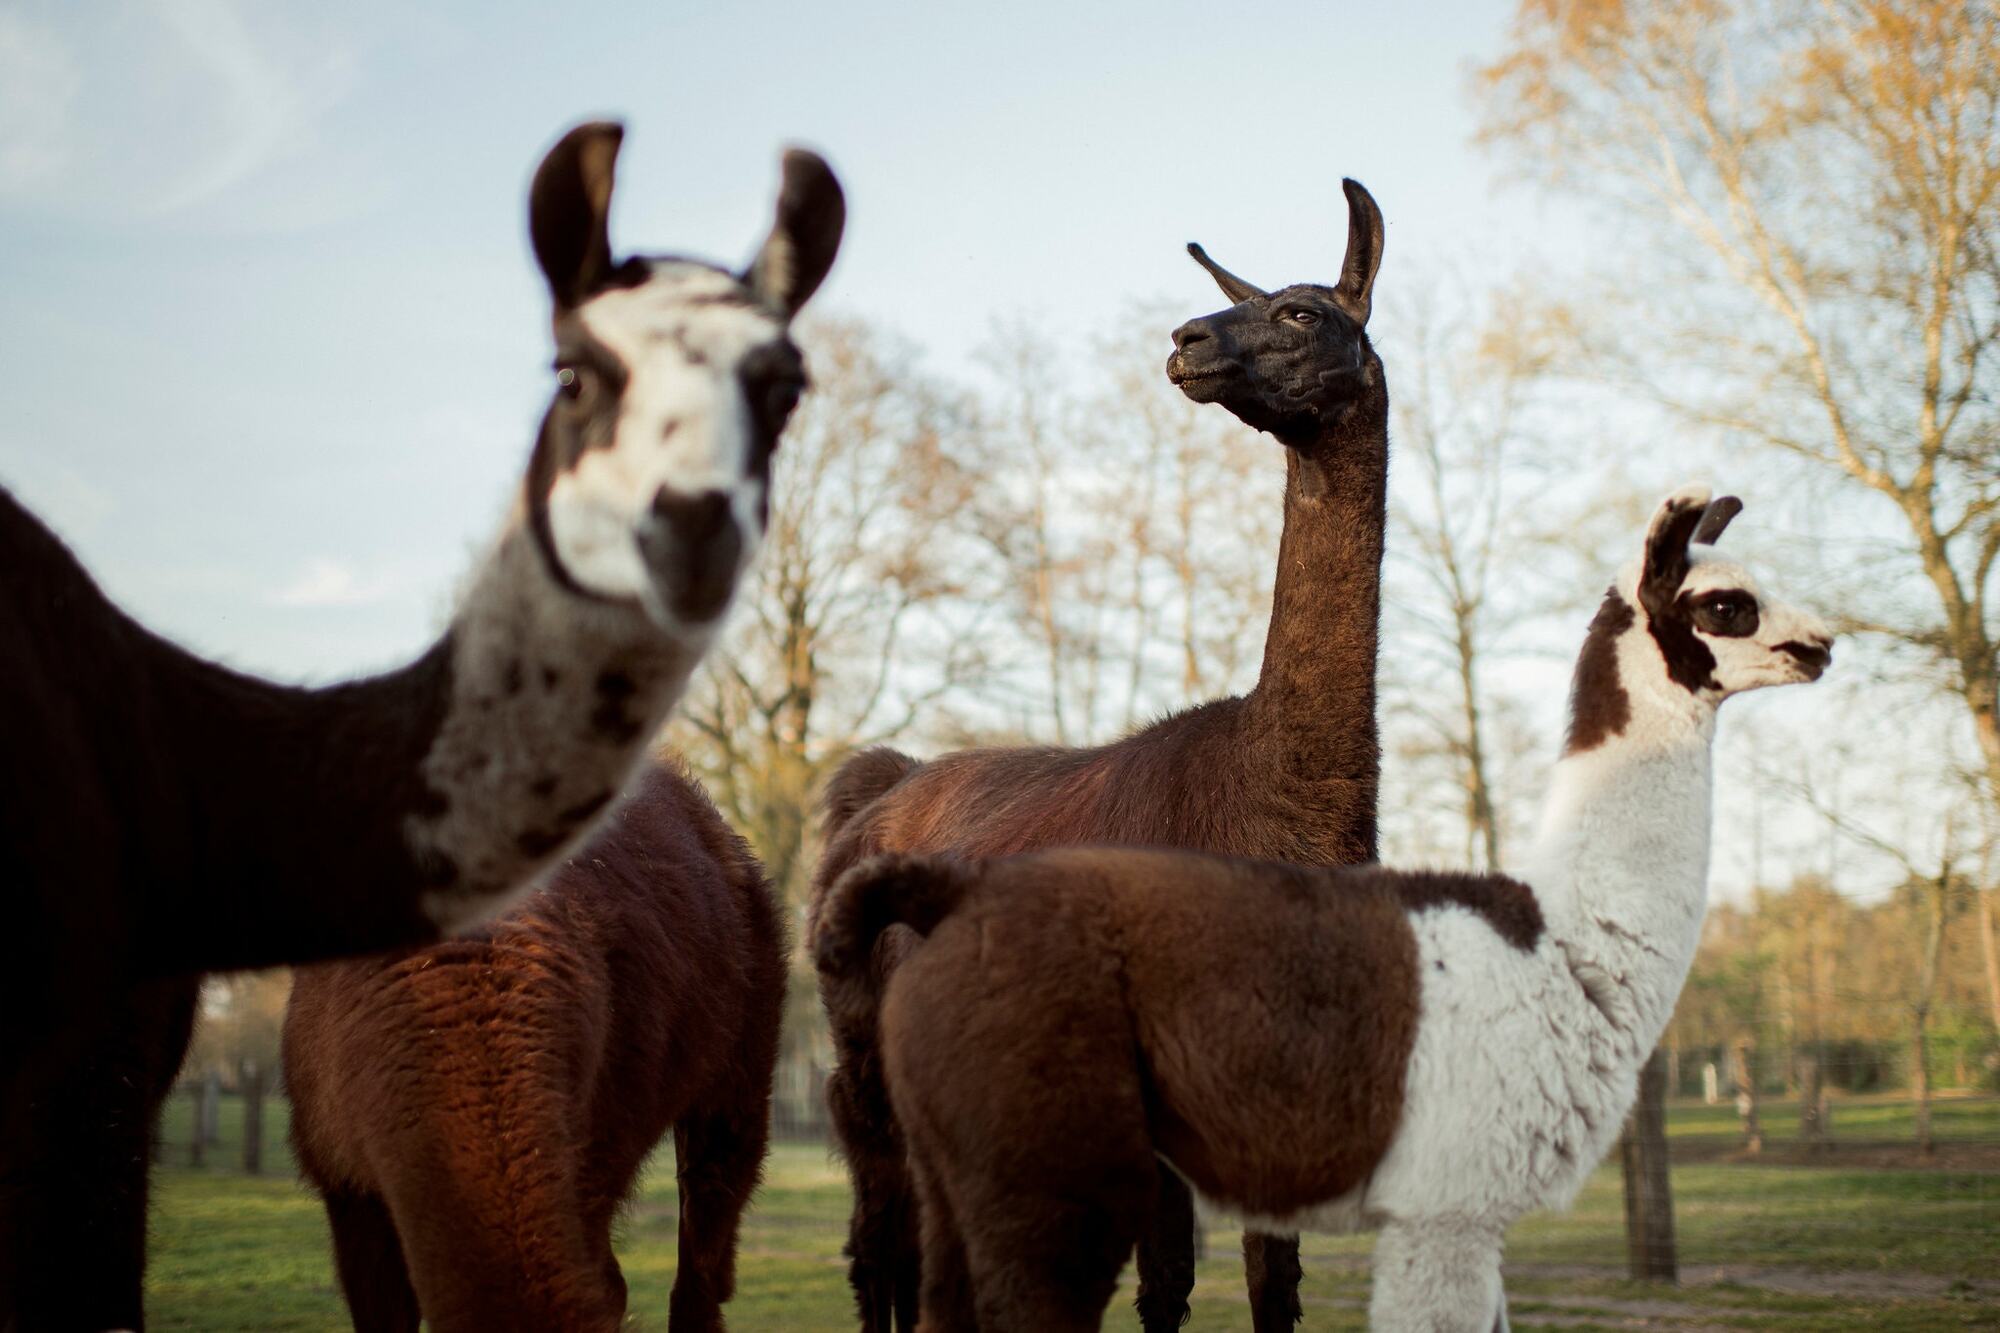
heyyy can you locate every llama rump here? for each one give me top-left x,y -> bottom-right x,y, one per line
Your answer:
285,760 -> 785,1333
0,120 -> 841,1331
815,487 -> 1833,1333
811,179 -> 1390,1333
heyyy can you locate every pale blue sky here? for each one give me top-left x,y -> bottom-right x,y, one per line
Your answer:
0,1 -> 1926,896
0,0 -> 1599,677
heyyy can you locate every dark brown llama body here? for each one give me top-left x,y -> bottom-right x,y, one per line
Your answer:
285,762 -> 785,1333
0,123 -> 842,1331
809,181 -> 1389,1333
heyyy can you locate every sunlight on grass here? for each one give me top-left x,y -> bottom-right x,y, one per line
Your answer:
148,1140 -> 2000,1331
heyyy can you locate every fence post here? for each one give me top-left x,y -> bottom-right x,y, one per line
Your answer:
241,1059 -> 264,1176
1620,1046 -> 1679,1282
186,1082 -> 206,1168
203,1070 -> 223,1146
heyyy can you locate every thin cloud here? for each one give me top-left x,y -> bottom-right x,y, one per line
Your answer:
271,557 -> 394,609
0,9 -> 81,194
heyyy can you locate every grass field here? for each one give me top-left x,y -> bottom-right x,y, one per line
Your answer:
148,1096 -> 2000,1331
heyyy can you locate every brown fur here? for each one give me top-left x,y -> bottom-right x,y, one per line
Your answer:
284,761 -> 785,1333
816,848 -> 1535,1331
811,277 -> 1391,1330
1564,587 -> 1634,756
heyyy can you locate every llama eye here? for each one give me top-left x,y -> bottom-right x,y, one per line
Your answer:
556,367 -> 582,401
1289,310 -> 1320,327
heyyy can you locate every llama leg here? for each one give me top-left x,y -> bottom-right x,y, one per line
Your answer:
1367,1220 -> 1505,1333
907,1149 -> 976,1333
826,1059 -> 912,1333
667,1102 -> 769,1332
323,1191 -> 420,1333
1131,1163 -> 1196,1331
1243,1229 -> 1305,1330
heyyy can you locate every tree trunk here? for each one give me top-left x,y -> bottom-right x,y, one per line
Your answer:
1796,1052 -> 1827,1152
1620,1047 -> 1678,1282
1912,1008 -> 1934,1156
1981,885 -> 2000,1037
1729,1037 -> 1761,1153
187,1082 -> 206,1168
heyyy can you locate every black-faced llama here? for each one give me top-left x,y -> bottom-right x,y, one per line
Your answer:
809,181 -> 1390,1333
818,487 -> 1832,1333
0,120 -> 842,1332
285,760 -> 786,1333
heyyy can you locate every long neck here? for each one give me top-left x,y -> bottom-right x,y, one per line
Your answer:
146,511 -> 700,971
1238,378 -> 1390,851
1528,665 -> 1718,1050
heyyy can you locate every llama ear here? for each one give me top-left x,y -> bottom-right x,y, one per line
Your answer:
1186,243 -> 1267,304
745,148 -> 846,319
530,121 -> 624,308
1692,495 -> 1743,546
1336,178 -> 1384,324
1639,484 -> 1713,613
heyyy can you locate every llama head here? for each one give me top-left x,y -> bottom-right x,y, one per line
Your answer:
1165,179 -> 1385,444
523,121 -> 844,631
1567,486 -> 1832,752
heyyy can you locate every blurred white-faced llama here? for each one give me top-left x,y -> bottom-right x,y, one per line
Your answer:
0,119 -> 841,1331
816,485 -> 1832,1333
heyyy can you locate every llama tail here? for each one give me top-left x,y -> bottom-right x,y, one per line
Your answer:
811,853 -> 974,1038
819,747 -> 920,837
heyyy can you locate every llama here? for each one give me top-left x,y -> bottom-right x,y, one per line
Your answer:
809,180 -> 1388,1332
285,759 -> 784,1333
815,486 -> 1833,1333
0,121 -> 842,1332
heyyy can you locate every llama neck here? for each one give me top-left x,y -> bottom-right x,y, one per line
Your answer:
1238,383 -> 1390,854
1528,679 -> 1718,1050
153,511 -> 700,970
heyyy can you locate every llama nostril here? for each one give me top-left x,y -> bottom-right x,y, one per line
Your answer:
1172,321 -> 1211,351
638,486 -> 744,623
1778,639 -> 1831,675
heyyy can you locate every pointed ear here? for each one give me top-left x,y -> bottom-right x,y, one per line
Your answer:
1336,178 -> 1384,324
1186,242 -> 1267,304
745,148 -> 845,319
530,121 -> 624,308
1639,484 -> 1713,614
1692,494 -> 1743,546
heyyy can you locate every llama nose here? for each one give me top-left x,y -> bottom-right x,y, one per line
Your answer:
1779,637 -> 1832,677
637,485 -> 744,623
1171,320 -> 1213,351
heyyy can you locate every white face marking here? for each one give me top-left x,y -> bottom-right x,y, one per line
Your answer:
1676,551 -> 1830,694
544,262 -> 787,630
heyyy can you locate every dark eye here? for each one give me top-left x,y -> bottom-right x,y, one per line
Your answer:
1288,309 -> 1320,327
1695,592 -> 1760,637
556,366 -> 583,401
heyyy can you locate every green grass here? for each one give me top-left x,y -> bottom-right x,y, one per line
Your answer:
147,1134 -> 2000,1331
1662,1091 -> 2000,1149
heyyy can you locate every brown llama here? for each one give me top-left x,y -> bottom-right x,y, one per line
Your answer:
809,181 -> 1388,1333
817,488 -> 1833,1333
0,120 -> 841,1331
285,760 -> 786,1333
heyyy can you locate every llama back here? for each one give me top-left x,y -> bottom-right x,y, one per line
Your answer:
284,760 -> 785,1326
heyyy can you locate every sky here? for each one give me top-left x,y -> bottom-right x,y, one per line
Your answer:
0,0 -> 1600,675
0,1 -> 1881,895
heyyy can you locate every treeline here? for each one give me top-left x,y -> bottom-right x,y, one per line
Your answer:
1670,873 -> 2000,1095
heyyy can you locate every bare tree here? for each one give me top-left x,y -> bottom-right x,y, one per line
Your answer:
1382,282 -> 1561,870
672,317 -> 986,904
1478,0 -> 2000,824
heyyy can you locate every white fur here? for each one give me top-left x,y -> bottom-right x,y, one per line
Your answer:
405,264 -> 798,933
547,263 -> 783,628
1190,485 -> 1831,1333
